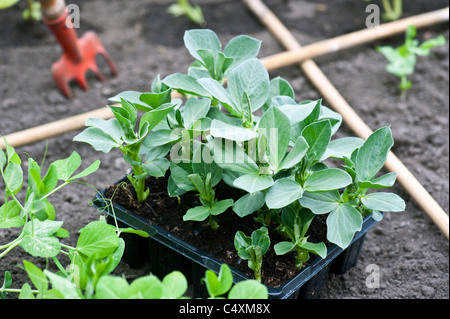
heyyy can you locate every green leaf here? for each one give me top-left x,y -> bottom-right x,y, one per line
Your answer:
300,242 -> 327,259
163,73 -> 211,97
70,160 -> 101,180
197,78 -> 238,116
182,98 -> 211,129
143,157 -> 169,178
23,219 -> 63,237
210,119 -> 257,142
304,168 -> 352,192
223,35 -> 261,74
161,271 -> 188,299
140,102 -> 177,133
301,120 -> 332,164
274,241 -> 296,255
128,274 -> 163,299
233,174 -> 274,194
356,127 -> 393,181
204,264 -> 233,298
357,172 -> 397,189
361,192 -> 405,212
108,90 -> 152,111
321,137 -> 365,161
51,151 -> 82,181
183,205 -> 211,222
1,271 -> 12,299
44,270 -> 80,299
327,203 -> 363,249
278,136 -> 309,171
0,0 -> 20,9
227,58 -> 270,112
210,199 -> 234,216
169,162 -> 195,191
183,29 -> 221,62
18,283 -> 35,299
210,138 -> 259,175
265,178 -> 302,209
76,220 -> 119,259
228,280 -> 268,299
139,89 -> 173,110
73,127 -> 122,153
3,162 -> 23,194
95,275 -> 129,299
0,200 -> 24,228
299,190 -> 341,214
232,191 -> 265,218
20,220 -> 63,258
258,106 -> 291,171
251,227 -> 270,254
263,76 -> 295,111
23,261 -> 48,295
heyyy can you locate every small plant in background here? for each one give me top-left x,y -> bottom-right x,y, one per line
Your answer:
234,227 -> 270,282
377,24 -> 446,98
168,0 -> 206,26
364,0 -> 402,21
0,0 -> 42,21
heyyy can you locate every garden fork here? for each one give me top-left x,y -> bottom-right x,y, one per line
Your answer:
40,0 -> 118,98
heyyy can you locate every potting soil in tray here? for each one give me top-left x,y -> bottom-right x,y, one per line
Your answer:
103,174 -> 330,288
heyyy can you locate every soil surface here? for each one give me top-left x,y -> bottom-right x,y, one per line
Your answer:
1,0 -> 448,299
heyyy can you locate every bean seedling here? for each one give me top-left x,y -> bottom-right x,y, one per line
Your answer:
377,24 -> 446,97
234,227 -> 270,281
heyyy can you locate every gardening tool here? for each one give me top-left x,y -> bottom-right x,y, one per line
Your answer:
244,0 -> 449,240
40,0 -> 118,98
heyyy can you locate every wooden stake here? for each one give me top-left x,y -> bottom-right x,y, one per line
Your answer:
245,0 -> 449,239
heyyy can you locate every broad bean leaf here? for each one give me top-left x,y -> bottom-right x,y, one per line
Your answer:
361,192 -> 406,212
355,126 -> 393,182
258,106 -> 291,171
232,191 -> 265,218
326,203 -> 363,249
265,178 -> 303,209
304,168 -> 352,192
299,190 -> 341,214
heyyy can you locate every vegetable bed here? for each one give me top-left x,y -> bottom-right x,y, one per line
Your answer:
0,0 -> 448,299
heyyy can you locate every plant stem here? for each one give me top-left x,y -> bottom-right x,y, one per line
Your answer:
382,0 -> 402,21
1,288 -> 39,294
208,215 -> 219,231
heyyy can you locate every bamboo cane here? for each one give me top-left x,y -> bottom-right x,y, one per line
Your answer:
1,7 -> 447,151
261,6 -> 449,71
244,0 -> 449,239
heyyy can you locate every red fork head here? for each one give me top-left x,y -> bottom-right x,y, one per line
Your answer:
45,10 -> 118,98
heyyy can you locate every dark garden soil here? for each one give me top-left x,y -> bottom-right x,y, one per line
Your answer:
0,0 -> 448,299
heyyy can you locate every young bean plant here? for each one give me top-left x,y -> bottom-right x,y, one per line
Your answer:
74,77 -> 177,202
78,29 -> 406,276
274,205 -> 327,270
167,0 -> 205,26
234,227 -> 270,282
